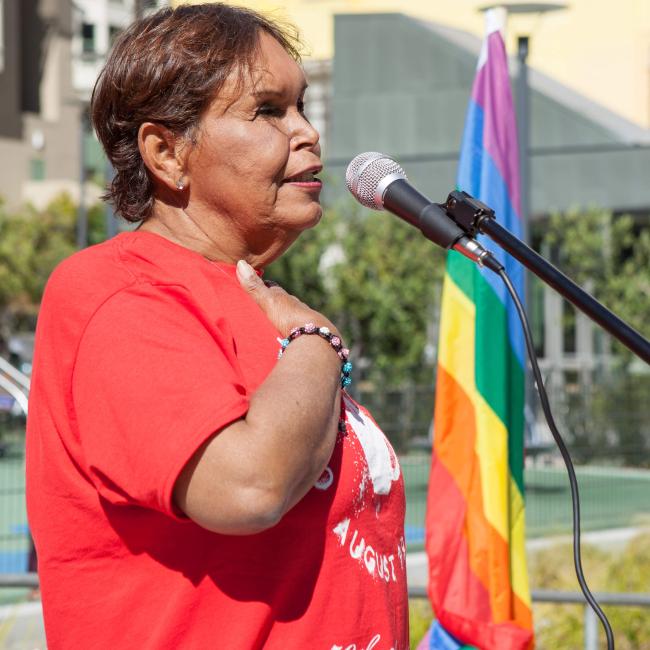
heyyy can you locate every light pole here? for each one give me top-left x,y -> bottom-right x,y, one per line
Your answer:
516,34 -> 530,247
105,159 -> 118,239
76,105 -> 89,249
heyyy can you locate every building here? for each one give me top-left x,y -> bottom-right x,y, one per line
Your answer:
0,0 -> 83,209
175,1 -> 650,379
3,0 -> 648,382
175,0 -> 650,132
326,12 -> 650,410
0,0 -> 165,211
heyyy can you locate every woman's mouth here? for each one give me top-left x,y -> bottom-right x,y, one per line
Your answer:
283,171 -> 323,189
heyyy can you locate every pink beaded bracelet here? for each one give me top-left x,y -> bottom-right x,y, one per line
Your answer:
278,323 -> 353,388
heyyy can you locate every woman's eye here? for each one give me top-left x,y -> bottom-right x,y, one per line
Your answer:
255,104 -> 283,118
297,99 -> 307,116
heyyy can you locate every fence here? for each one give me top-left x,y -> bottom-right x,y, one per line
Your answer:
0,378 -> 648,564
0,576 -> 647,650
351,370 -> 650,462
0,359 -> 30,577
0,366 -> 648,648
0,364 -> 648,538
408,586 -> 650,650
401,450 -> 650,548
353,377 -> 650,548
1,441 -> 647,564
0,454 -> 29,574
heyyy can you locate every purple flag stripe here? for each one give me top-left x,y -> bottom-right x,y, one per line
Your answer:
471,32 -> 522,218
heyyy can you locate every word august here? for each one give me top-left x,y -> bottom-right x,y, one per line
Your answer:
333,518 -> 403,582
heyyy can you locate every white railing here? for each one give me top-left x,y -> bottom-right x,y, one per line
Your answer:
0,357 -> 30,416
0,357 -> 30,391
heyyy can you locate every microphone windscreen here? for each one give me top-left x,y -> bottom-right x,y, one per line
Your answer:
345,152 -> 407,210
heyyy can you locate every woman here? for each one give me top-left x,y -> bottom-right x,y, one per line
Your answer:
25,4 -> 407,648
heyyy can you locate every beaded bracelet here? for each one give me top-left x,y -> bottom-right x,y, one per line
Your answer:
278,323 -> 353,389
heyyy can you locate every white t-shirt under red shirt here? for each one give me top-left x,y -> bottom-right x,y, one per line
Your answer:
26,231 -> 408,649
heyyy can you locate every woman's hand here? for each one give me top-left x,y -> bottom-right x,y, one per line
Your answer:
236,260 -> 339,338
173,260 -> 343,535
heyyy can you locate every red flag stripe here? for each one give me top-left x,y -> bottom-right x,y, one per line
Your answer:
429,365 -> 532,629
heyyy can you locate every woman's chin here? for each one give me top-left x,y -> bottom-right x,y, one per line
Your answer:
278,205 -> 323,234
301,206 -> 323,230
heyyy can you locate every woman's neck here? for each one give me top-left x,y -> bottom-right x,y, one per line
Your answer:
139,203 -> 294,270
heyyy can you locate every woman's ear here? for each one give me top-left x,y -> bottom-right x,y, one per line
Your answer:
138,122 -> 188,192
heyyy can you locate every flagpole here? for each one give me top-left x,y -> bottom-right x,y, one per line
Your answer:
422,8 -> 536,648
515,35 -> 530,245
514,33 -> 536,444
480,2 -> 567,443
481,3 -> 568,235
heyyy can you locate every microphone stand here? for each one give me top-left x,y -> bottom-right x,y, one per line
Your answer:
442,190 -> 650,365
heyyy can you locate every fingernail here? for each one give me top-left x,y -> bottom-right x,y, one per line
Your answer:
236,259 -> 254,281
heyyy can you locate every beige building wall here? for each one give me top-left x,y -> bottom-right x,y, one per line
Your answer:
0,0 -> 85,210
0,0 -> 157,210
175,0 -> 650,130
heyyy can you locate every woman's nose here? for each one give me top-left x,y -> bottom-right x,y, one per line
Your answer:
291,112 -> 320,151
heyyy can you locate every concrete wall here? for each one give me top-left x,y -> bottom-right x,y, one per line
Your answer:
327,13 -> 650,217
0,0 -> 22,139
0,0 -> 100,210
177,0 -> 650,130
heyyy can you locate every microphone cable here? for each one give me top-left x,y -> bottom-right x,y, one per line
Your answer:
345,151 -> 615,647
498,267 -> 615,650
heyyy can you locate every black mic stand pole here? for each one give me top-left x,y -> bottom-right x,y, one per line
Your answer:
443,190 -> 650,365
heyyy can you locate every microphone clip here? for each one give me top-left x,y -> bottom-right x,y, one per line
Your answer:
444,190 -> 496,238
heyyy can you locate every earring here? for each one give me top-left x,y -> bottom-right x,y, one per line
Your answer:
176,178 -> 185,191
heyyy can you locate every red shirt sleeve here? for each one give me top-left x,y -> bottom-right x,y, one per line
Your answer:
71,281 -> 249,518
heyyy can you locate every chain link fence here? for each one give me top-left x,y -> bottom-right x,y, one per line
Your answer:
352,367 -> 650,548
0,366 -> 647,567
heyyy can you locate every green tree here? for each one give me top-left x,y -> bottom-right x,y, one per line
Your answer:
0,194 -> 107,334
539,207 -> 650,352
267,199 -> 446,387
537,207 -> 650,460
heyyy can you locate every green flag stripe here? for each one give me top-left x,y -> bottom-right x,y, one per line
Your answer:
447,252 -> 525,495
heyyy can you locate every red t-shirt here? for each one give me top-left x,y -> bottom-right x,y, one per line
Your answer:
26,231 -> 408,650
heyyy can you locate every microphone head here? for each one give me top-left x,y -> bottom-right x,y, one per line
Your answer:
345,152 -> 407,210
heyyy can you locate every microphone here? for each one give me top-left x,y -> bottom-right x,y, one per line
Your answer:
345,152 -> 502,272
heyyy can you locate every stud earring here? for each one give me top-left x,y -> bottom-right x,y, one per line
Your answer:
176,178 -> 185,191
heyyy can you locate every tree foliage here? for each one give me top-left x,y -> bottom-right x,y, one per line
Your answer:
0,194 -> 106,337
538,206 -> 650,351
268,200 -> 446,386
1,196 -> 647,393
535,207 -> 650,458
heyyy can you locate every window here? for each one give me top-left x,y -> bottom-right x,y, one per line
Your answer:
30,159 -> 45,181
109,25 -> 121,48
81,23 -> 95,54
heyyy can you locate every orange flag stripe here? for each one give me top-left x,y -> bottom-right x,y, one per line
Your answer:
434,363 -> 532,626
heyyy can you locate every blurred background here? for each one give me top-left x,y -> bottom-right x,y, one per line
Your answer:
0,1 -> 648,648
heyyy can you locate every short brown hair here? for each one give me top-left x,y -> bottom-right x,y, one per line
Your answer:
91,3 -> 301,223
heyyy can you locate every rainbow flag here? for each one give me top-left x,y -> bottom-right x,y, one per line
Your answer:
420,9 -> 533,650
